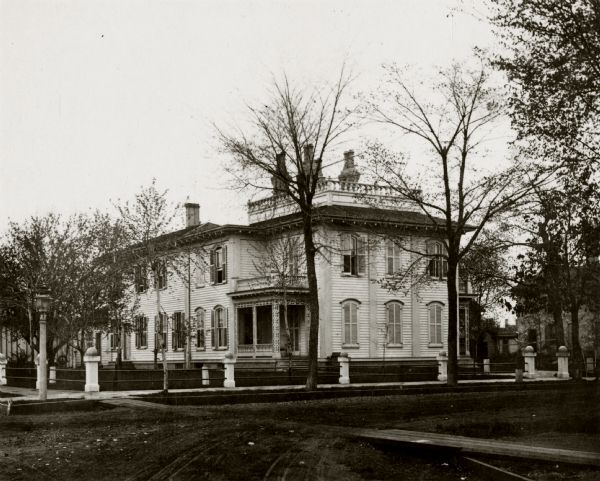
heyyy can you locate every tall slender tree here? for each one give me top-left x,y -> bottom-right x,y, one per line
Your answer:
217,70 -> 355,389
363,63 -> 550,385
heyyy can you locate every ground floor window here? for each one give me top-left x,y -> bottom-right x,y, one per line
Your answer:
135,316 -> 148,349
172,312 -> 185,350
212,306 -> 228,349
155,313 -> 168,351
342,299 -> 359,346
428,302 -> 443,345
195,308 -> 205,350
386,301 -> 403,345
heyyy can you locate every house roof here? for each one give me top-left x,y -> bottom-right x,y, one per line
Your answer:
249,205 -> 465,232
145,204 -> 472,249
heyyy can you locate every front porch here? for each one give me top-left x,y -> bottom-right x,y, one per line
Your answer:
235,302 -> 308,359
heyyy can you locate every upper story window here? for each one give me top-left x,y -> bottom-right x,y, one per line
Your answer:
427,241 -> 448,279
210,245 -> 227,285
385,301 -> 403,345
172,312 -> 185,350
459,276 -> 468,293
195,307 -> 205,350
155,262 -> 168,290
341,234 -> 365,276
427,302 -> 443,346
211,306 -> 228,349
341,299 -> 360,346
134,265 -> 148,293
135,315 -> 148,349
195,254 -> 207,288
386,241 -> 401,276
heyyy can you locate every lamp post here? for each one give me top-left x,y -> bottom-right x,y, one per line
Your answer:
35,286 -> 52,401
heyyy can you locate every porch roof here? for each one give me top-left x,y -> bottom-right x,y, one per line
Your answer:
229,287 -> 310,300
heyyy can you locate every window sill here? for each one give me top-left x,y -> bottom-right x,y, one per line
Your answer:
387,343 -> 403,348
196,348 -> 206,352
428,343 -> 443,348
342,343 -> 360,349
213,347 -> 228,351
135,347 -> 148,350
341,273 -> 364,278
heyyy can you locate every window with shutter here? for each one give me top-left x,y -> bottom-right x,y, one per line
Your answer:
385,241 -> 401,276
172,312 -> 185,350
209,250 -> 216,284
195,308 -> 205,350
427,302 -> 443,345
385,301 -> 403,345
341,299 -> 359,346
212,306 -> 228,349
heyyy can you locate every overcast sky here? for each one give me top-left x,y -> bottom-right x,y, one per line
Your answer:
0,0 -> 497,229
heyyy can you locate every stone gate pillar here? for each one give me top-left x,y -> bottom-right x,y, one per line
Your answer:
523,345 -> 536,379
223,353 -> 236,388
84,347 -> 100,392
556,346 -> 570,379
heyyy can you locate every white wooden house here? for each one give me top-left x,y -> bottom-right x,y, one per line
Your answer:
99,153 -> 473,367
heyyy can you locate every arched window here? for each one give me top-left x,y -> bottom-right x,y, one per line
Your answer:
427,241 -> 448,279
341,299 -> 360,346
340,234 -> 366,275
427,302 -> 443,345
385,240 -> 401,276
385,301 -> 403,345
211,306 -> 228,349
195,307 -> 205,350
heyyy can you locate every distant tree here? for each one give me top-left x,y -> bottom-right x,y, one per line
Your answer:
488,0 -> 600,165
362,63 -> 550,385
217,70 -> 356,389
115,179 -> 204,391
512,182 -> 600,371
0,213 -> 124,366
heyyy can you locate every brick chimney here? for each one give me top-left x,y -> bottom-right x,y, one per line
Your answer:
338,150 -> 360,183
184,203 -> 200,227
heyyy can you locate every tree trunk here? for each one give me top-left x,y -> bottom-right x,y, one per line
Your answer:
155,276 -> 168,393
303,218 -> 320,391
446,260 -> 459,386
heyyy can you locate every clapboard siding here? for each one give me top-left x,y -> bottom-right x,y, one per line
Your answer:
108,223 -> 454,366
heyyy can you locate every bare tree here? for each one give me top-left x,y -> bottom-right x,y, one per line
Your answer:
115,180 -> 204,392
363,63 -> 551,385
217,69 -> 355,389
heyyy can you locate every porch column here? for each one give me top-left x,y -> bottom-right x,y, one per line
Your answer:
272,301 -> 281,359
252,306 -> 257,356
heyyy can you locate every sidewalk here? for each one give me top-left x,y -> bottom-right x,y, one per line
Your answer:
0,375 -> 574,403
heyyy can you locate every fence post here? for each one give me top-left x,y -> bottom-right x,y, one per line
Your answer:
523,345 -> 536,379
483,359 -> 490,374
556,346 -> 570,379
0,353 -> 6,385
49,366 -> 56,384
437,351 -> 448,382
223,353 -> 235,388
339,353 -> 350,385
201,365 -> 210,386
84,347 -> 100,392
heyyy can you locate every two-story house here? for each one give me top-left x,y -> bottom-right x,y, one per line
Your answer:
99,151 -> 472,368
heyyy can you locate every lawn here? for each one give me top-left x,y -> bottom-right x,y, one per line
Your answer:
0,384 -> 598,480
